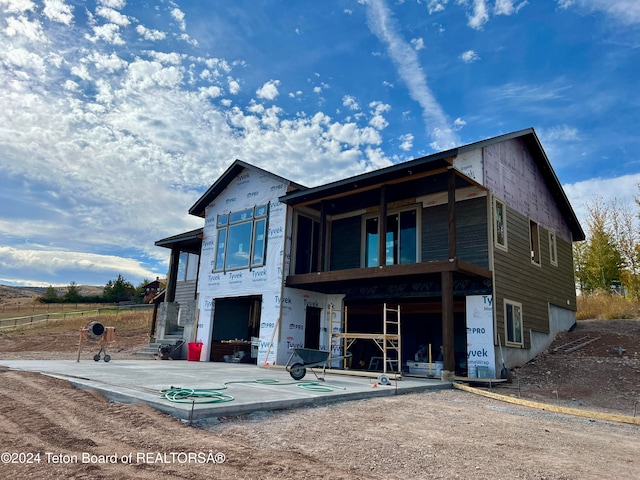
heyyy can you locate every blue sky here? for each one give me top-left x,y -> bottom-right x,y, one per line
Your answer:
1,0 -> 639,288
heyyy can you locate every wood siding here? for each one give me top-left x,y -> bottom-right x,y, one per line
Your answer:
422,197 -> 489,268
493,205 -> 576,349
329,216 -> 362,270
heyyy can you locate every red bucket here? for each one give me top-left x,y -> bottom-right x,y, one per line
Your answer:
187,342 -> 203,361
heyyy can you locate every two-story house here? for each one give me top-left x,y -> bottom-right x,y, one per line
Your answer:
154,128 -> 584,378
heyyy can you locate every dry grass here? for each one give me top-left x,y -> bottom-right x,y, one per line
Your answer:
0,309 -> 152,336
577,293 -> 640,320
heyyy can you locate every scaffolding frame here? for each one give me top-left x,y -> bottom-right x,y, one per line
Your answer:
329,303 -> 402,375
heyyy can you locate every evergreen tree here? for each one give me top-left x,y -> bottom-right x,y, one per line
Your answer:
63,281 -> 82,303
103,274 -> 135,303
41,285 -> 59,303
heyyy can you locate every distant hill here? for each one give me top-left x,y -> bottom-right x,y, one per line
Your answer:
0,284 -> 103,304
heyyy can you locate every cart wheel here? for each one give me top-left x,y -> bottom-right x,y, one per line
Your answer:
289,363 -> 306,380
93,354 -> 101,362
103,355 -> 111,363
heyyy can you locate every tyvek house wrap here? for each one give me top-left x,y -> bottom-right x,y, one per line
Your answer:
194,167 -> 287,364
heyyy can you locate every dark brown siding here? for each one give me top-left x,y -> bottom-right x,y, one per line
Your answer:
329,216 -> 361,270
422,197 -> 489,268
494,206 -> 576,349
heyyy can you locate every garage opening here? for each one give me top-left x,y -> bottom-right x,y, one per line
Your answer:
342,299 -> 468,375
210,295 -> 261,363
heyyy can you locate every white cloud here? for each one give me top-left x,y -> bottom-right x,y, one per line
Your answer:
96,6 -> 130,26
467,0 -> 489,29
426,0 -> 449,14
4,14 -> 45,41
0,0 -> 36,14
43,0 -> 74,25
0,246 -> 159,283
558,0 -> 640,25
136,25 -> 167,41
410,37 -> 425,50
256,79 -> 280,100
171,7 -> 186,31
228,78 -> 240,94
86,23 -> 125,45
343,95 -> 360,111
494,0 -> 528,15
460,49 -> 480,63
563,174 -> 640,234
399,133 -> 414,151
365,0 -> 457,149
539,125 -> 581,142
453,117 -> 466,130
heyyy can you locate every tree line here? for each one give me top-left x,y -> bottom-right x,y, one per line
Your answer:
40,275 -> 155,304
574,194 -> 640,299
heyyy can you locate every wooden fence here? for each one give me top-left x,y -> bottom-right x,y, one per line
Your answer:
0,304 -> 153,330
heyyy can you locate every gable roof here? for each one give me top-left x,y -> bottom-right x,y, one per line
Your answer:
188,159 -> 307,218
280,128 -> 585,241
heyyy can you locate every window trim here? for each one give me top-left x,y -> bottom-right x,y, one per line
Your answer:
504,299 -> 524,347
493,197 -> 508,252
529,219 -> 541,266
361,205 -> 420,268
548,230 -> 558,267
213,204 -> 269,272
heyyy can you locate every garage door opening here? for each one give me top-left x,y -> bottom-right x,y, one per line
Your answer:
210,295 -> 261,363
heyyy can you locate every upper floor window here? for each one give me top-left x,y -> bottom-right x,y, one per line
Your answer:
294,213 -> 320,274
530,219 -> 540,266
364,207 -> 418,267
549,230 -> 558,266
493,198 -> 507,251
214,204 -> 268,271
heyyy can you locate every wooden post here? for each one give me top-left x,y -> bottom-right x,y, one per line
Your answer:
318,201 -> 327,272
448,168 -> 457,260
441,270 -> 455,372
379,185 -> 387,266
166,247 -> 180,303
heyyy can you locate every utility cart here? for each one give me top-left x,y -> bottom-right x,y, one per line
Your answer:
285,348 -> 352,381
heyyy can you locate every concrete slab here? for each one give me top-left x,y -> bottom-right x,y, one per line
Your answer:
0,359 -> 451,420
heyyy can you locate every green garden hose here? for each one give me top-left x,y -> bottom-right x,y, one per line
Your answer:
160,378 -> 345,404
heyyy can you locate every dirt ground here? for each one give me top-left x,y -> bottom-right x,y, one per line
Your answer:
0,319 -> 638,479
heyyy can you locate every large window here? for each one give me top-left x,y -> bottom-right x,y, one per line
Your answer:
294,214 -> 320,274
364,208 -> 418,267
493,198 -> 507,251
504,299 -> 523,346
214,204 -> 268,271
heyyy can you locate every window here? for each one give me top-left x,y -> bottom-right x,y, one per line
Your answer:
493,198 -> 507,250
549,230 -> 558,266
364,207 -> 418,267
294,214 -> 320,274
504,300 -> 523,346
177,252 -> 199,281
213,204 -> 268,271
530,219 -> 540,265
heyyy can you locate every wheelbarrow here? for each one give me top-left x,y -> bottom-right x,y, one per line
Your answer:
285,348 -> 352,381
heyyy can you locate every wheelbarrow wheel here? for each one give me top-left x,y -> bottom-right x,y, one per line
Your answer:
289,363 -> 306,380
